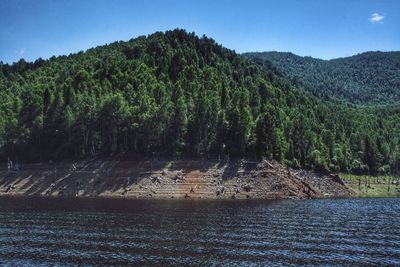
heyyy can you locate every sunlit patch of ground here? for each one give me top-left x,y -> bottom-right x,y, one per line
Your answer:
340,174 -> 400,197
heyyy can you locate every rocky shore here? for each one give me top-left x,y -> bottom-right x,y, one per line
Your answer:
0,158 -> 352,199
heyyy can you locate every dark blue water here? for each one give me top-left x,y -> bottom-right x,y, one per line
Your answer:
0,197 -> 399,266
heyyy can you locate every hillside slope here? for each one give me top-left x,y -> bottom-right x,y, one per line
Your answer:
243,51 -> 400,105
0,29 -> 399,175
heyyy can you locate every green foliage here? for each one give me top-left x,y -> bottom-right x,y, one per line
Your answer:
244,51 -> 400,105
0,29 -> 399,176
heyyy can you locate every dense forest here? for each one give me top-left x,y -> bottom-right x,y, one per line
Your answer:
0,29 -> 399,175
243,51 -> 400,105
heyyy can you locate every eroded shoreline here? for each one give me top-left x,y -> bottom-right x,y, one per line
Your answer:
0,158 -> 355,200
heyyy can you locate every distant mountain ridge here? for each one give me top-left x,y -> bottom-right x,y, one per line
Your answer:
243,51 -> 400,105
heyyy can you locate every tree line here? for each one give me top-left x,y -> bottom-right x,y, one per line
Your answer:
0,29 -> 399,175
244,51 -> 400,105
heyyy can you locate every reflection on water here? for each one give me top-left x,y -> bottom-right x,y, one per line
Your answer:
0,197 -> 399,266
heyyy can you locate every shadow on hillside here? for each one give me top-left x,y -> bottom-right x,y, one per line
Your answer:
0,157 -> 259,197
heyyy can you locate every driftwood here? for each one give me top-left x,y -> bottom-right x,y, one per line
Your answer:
264,160 -> 274,169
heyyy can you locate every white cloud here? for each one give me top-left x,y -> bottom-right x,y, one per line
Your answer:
369,13 -> 384,23
19,49 -> 25,56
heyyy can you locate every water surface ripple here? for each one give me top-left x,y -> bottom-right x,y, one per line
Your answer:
0,197 -> 399,266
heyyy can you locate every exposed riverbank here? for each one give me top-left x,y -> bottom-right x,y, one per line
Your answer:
0,158 -> 353,199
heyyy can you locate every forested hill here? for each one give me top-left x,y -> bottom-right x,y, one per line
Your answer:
0,29 -> 399,175
243,51 -> 400,105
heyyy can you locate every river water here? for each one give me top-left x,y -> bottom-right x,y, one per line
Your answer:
0,197 -> 399,266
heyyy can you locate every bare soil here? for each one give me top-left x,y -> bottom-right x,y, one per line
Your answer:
0,158 -> 351,199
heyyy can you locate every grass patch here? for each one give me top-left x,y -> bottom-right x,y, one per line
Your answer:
340,173 -> 400,198
164,161 -> 173,170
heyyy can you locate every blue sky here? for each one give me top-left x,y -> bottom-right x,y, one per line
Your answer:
0,0 -> 399,63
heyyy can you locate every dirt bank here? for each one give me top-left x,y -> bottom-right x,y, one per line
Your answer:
0,158 -> 352,199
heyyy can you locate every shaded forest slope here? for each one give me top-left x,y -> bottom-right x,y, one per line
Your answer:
0,29 -> 399,175
243,51 -> 400,105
